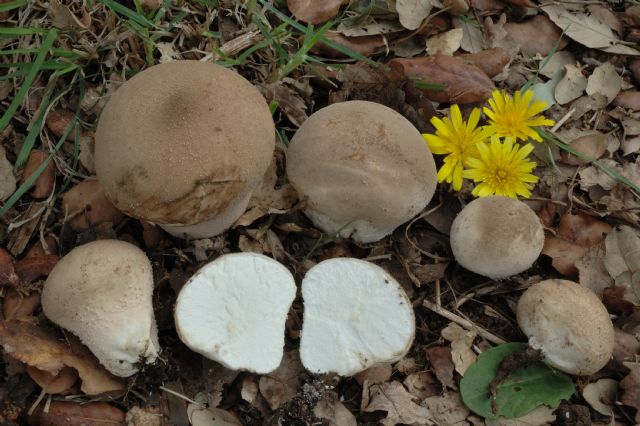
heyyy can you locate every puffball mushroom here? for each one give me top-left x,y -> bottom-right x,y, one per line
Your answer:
517,279 -> 614,375
95,60 -> 275,239
174,253 -> 296,374
42,240 -> 159,377
286,100 -> 437,243
450,196 -> 544,279
300,258 -> 415,376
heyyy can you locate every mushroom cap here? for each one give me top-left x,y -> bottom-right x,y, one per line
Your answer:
450,196 -> 544,279
300,258 -> 415,376
42,240 -> 159,377
174,252 -> 296,374
286,100 -> 437,243
95,60 -> 275,235
517,279 -> 614,375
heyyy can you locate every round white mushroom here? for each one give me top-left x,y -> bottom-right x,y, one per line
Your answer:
300,258 -> 414,376
42,240 -> 159,377
286,100 -> 437,243
95,60 -> 275,239
174,252 -> 296,374
517,279 -> 614,375
450,196 -> 544,279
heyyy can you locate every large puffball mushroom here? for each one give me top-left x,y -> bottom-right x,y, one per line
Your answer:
450,196 -> 544,279
517,279 -> 614,375
300,258 -> 415,376
42,240 -> 159,377
174,253 -> 296,374
95,60 -> 275,239
286,100 -> 437,243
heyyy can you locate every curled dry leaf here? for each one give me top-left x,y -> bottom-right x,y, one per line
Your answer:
258,350 -> 302,410
21,150 -> 55,199
14,254 -> 59,284
260,81 -> 308,127
576,243 -> 613,297
555,65 -> 587,105
426,29 -> 463,56
583,378 -> 618,416
27,365 -> 78,394
423,393 -> 469,426
459,48 -> 510,78
363,381 -> 434,426
0,145 -> 16,202
425,346 -> 456,389
620,362 -> 640,424
310,32 -> 387,59
62,179 -> 124,231
604,225 -> 640,304
404,371 -> 439,400
26,401 -> 125,426
504,15 -> 567,56
187,404 -> 241,426
441,323 -> 476,376
614,329 -> 640,365
287,0 -> 346,24
354,364 -> 392,386
390,55 -> 494,104
396,0 -> 437,30
615,91 -> 640,111
3,289 -> 40,319
559,131 -> 606,166
586,62 -> 622,105
313,392 -> 357,426
45,110 -> 78,141
0,320 -> 124,395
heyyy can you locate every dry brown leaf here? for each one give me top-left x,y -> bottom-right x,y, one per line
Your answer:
423,392 -> 469,425
603,225 -> 640,304
0,145 -> 16,202
311,32 -> 387,59
453,17 -> 483,53
187,404 -> 241,426
363,381 -> 434,426
560,132 -> 606,166
504,15 -> 566,56
441,323 -> 476,376
125,406 -> 163,426
27,401 -> 125,426
444,0 -> 469,16
3,289 -> 40,319
313,393 -> 357,426
14,254 -> 59,284
390,55 -> 494,104
45,110 -> 78,141
21,150 -> 55,199
587,4 -> 622,34
555,65 -> 587,105
260,81 -> 308,127
403,371 -> 439,400
583,378 -> 618,416
337,21 -> 404,37
586,62 -> 622,104
614,91 -> 640,111
287,0 -> 346,24
620,362 -> 640,424
62,179 -> 124,231
258,350 -> 302,410
426,29 -> 463,56
539,50 -> 575,79
27,365 -> 78,394
576,243 -> 613,297
354,364 -> 392,386
396,0 -> 438,30
579,159 -> 621,191
0,248 -> 17,287
460,48 -> 510,78
614,329 -> 640,365
485,406 -> 556,426
240,376 -> 259,404
0,320 -> 124,395
425,346 -> 456,389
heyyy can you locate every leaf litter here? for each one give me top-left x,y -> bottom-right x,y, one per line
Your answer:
2,0 -> 640,425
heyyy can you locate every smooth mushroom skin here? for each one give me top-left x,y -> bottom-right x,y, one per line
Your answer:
174,253 -> 296,374
95,60 -> 275,238
286,100 -> 437,243
41,240 -> 159,377
517,279 -> 614,375
300,258 -> 415,376
449,196 -> 544,279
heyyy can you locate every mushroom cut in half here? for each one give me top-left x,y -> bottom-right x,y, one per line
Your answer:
42,240 -> 159,377
174,253 -> 296,374
300,258 -> 414,376
95,61 -> 275,239
450,196 -> 544,279
286,100 -> 437,243
517,279 -> 614,376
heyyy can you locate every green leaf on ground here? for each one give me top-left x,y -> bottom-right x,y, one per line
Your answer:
460,342 -> 574,420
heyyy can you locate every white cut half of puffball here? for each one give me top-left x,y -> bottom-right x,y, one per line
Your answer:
300,258 -> 415,376
175,252 -> 296,374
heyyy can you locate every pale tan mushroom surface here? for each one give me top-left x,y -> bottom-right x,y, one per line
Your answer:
449,196 -> 545,279
95,60 -> 275,238
286,100 -> 437,243
517,279 -> 614,376
41,239 -> 159,377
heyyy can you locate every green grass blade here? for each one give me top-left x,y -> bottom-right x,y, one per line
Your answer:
0,29 -> 57,134
0,0 -> 27,12
0,27 -> 48,36
99,0 -> 156,28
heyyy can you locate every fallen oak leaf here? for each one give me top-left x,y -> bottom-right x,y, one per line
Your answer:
363,381 -> 434,426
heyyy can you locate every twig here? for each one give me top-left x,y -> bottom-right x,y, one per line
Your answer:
159,386 -> 199,405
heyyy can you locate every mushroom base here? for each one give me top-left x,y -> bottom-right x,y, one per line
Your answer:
160,192 -> 252,239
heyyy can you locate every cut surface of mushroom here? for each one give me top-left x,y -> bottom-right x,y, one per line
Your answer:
450,195 -> 544,279
286,100 -> 437,243
517,279 -> 614,375
95,60 -> 275,238
174,253 -> 296,374
300,258 -> 414,376
42,240 -> 159,377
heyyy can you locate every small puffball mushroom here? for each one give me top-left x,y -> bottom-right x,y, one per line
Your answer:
517,279 -> 614,375
300,258 -> 414,376
42,240 -> 159,377
174,253 -> 296,374
95,60 -> 275,239
286,100 -> 437,243
450,196 -> 544,279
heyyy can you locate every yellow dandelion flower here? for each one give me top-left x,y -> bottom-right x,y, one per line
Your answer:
423,105 -> 490,190
463,135 -> 538,198
483,89 -> 555,142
